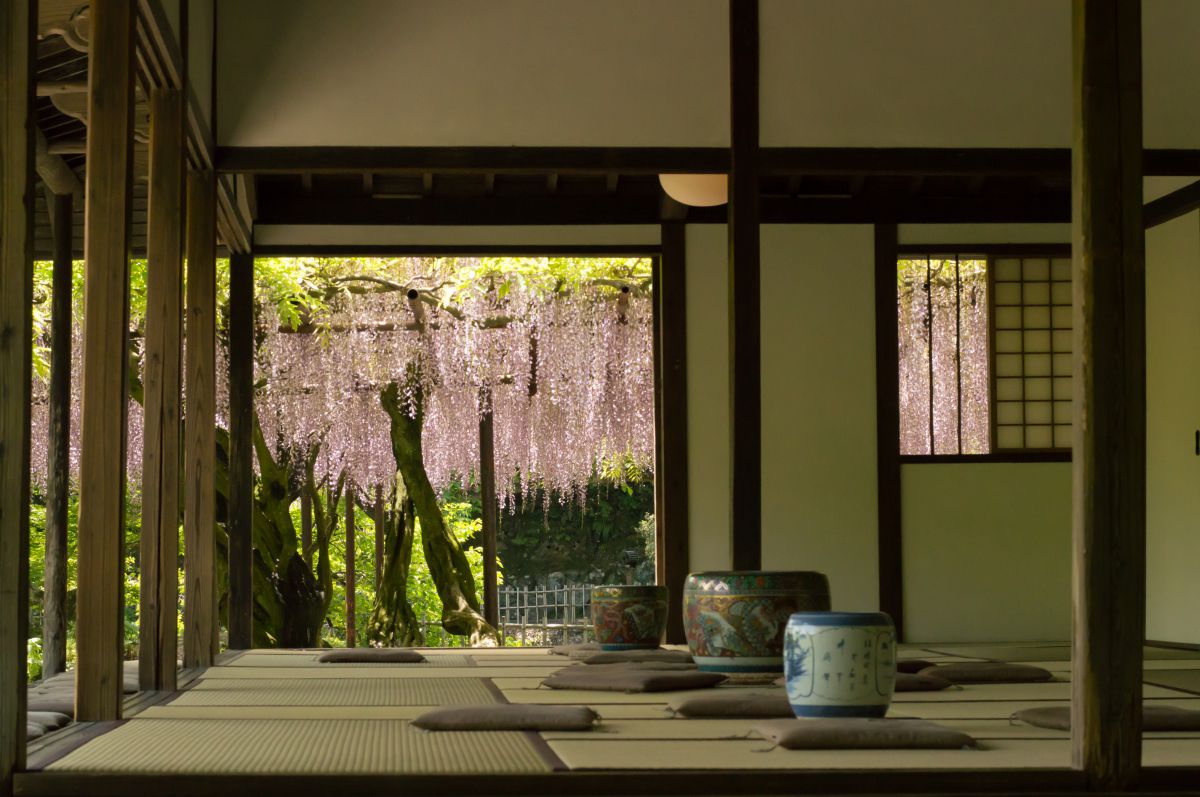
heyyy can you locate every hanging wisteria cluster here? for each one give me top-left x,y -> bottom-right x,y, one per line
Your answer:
27,258 -> 655,508
257,258 -> 655,506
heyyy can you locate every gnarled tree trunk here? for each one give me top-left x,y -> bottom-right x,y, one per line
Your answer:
380,379 -> 498,644
367,477 -> 422,646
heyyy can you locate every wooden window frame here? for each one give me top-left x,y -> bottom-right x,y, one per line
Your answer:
895,243 -> 1072,465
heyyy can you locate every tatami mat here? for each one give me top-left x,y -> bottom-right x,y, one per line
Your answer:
224,652 -> 473,668
1143,669 -> 1200,696
171,677 -> 500,706
45,719 -> 550,774
547,737 -> 1069,770
200,666 -> 564,680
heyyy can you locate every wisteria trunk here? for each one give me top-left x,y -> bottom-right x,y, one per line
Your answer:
367,478 -> 423,646
380,380 -> 498,644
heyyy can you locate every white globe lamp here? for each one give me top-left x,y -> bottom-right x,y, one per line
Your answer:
658,173 -> 728,207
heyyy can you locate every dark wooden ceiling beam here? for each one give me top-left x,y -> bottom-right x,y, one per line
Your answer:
216,146 -> 730,175
253,190 -> 1069,226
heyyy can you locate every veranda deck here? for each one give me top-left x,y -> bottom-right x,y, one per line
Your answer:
15,643 -> 1200,797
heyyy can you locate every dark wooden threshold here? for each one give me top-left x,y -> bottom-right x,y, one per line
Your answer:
900,452 -> 1072,464
14,766 -> 1200,797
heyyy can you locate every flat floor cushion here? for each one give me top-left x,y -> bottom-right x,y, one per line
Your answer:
583,649 -> 695,666
317,648 -> 425,664
1013,705 -> 1200,732
27,711 -> 70,730
669,692 -> 793,718
542,668 -> 726,693
26,694 -> 74,717
920,662 -> 1053,684
550,643 -> 600,658
586,661 -> 698,671
413,705 -> 599,731
897,659 -> 937,674
754,718 -> 977,750
26,724 -> 45,741
895,672 -> 954,692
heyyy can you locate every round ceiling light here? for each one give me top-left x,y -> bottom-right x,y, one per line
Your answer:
658,173 -> 728,207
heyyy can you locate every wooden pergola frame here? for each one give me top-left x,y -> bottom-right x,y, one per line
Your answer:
2,0 -> 1197,794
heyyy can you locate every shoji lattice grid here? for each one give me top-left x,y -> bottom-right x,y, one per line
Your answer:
991,257 -> 1072,450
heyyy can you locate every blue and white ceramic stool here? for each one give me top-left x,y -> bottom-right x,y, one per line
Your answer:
784,612 -> 896,718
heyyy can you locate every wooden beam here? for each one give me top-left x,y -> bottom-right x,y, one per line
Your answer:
1,0 -> 35,788
75,0 -> 136,723
41,191 -> 72,680
36,80 -> 88,96
656,223 -> 690,644
139,88 -> 184,691
728,0 -> 761,570
873,224 -> 904,638
479,396 -> 499,630
1144,179 -> 1200,228
34,130 -> 81,198
183,169 -> 218,669
227,251 -> 255,650
345,486 -> 356,648
1071,0 -> 1146,790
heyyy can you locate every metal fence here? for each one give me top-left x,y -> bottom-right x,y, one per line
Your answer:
497,585 -> 595,647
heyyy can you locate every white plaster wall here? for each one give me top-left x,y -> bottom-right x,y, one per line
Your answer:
685,225 -> 733,572
189,0 -> 214,133
901,463 -> 1072,643
760,0 -> 1200,149
216,0 -> 729,147
1146,211 -> 1200,645
760,225 -> 879,611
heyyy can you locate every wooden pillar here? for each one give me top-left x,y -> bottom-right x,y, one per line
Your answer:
183,169 -> 218,669
874,224 -> 904,637
1,0 -> 35,788
301,492 -> 313,566
75,0 -> 136,721
139,88 -> 185,691
479,395 -> 499,629
42,191 -> 73,678
656,223 -> 690,643
373,485 -> 384,592
1070,1 -> 1145,790
345,486 -> 356,648
728,0 -> 761,570
227,251 -> 254,650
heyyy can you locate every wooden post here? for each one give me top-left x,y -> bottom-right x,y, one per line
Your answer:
1,0 -> 35,788
227,251 -> 254,650
373,485 -> 384,593
729,0 -> 761,570
656,223 -> 690,643
479,393 -> 499,629
345,485 -> 356,648
42,191 -> 72,678
75,0 -> 136,721
183,169 -> 218,669
301,491 -> 313,566
139,87 -> 185,691
874,224 -> 904,637
1071,0 -> 1146,790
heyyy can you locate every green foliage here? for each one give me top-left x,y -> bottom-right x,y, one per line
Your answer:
497,467 -> 656,587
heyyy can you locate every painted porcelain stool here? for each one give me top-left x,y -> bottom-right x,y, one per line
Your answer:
683,571 -> 831,673
784,611 -> 896,717
590,585 -> 669,650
